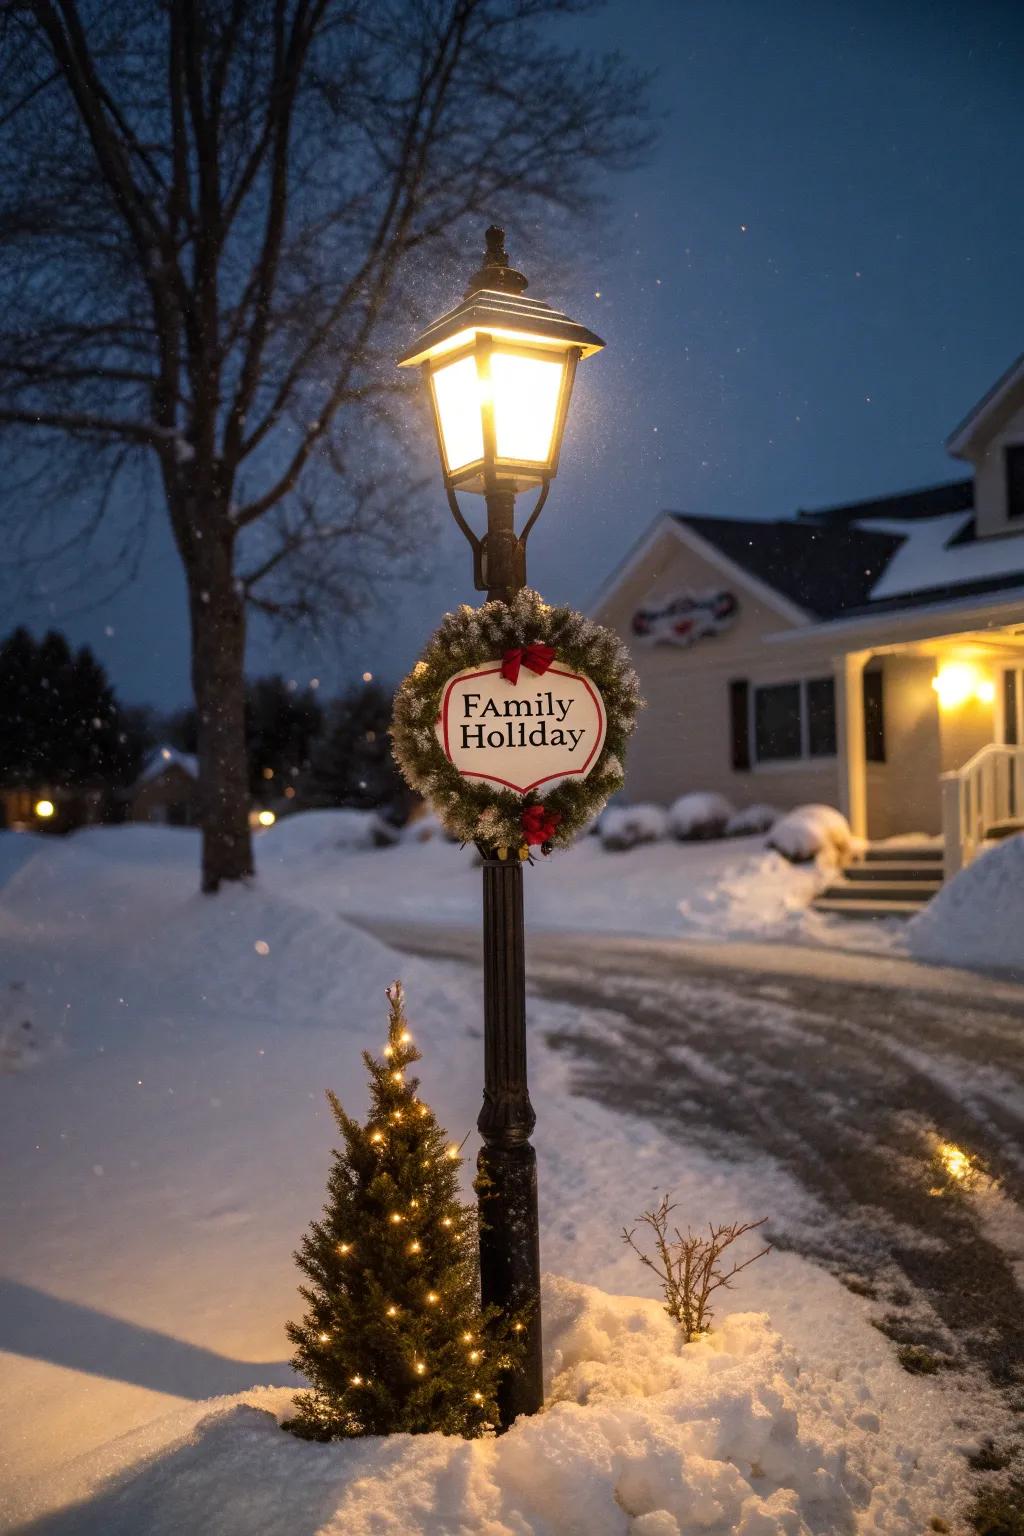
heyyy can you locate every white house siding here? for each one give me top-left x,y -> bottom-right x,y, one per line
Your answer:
593,525 -> 841,812
865,656 -> 942,838
969,397 -> 1024,539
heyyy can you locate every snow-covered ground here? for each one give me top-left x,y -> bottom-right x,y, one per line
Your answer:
260,817 -> 839,944
0,824 -> 1008,1533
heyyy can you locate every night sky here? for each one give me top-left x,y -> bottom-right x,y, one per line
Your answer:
6,0 -> 1023,710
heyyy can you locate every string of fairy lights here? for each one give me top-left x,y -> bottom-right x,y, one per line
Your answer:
312,1019 -> 527,1410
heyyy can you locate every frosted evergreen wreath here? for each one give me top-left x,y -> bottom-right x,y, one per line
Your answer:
392,590 -> 640,859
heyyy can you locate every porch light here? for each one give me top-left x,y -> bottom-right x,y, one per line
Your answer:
398,226 -> 603,592
34,799 -> 55,819
932,663 -> 994,710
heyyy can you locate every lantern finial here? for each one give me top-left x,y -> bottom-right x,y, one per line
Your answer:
465,225 -> 528,297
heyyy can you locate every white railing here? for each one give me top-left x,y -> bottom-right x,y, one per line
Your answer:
941,743 -> 1024,878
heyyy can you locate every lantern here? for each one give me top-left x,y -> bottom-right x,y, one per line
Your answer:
398,228 -> 603,500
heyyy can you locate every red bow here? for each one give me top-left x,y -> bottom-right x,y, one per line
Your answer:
501,643 -> 556,685
521,804 -> 561,846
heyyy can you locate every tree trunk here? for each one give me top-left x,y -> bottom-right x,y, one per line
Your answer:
187,539 -> 254,893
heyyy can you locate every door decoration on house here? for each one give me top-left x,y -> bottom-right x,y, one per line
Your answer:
392,589 -> 640,859
632,589 -> 738,647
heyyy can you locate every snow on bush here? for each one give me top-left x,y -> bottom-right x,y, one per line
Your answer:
260,808 -> 399,859
725,803 -> 779,837
401,808 -> 449,844
909,834 -> 1024,974
668,792 -> 734,842
600,803 -> 669,852
767,805 -> 851,865
54,1277 -> 871,1535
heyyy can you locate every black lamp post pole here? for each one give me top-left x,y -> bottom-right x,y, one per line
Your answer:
476,487 -> 543,1427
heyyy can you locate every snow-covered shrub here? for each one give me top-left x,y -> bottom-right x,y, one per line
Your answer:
600,803 -> 669,852
668,792 -> 734,842
909,834 -> 1024,973
262,808 -> 399,858
767,804 -> 851,864
401,808 -> 456,844
725,803 -> 779,837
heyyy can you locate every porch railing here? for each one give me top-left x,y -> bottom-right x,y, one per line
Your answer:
941,743 -> 1024,879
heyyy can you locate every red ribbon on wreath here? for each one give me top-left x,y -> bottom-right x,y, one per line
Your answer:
501,643 -> 556,686
521,804 -> 561,846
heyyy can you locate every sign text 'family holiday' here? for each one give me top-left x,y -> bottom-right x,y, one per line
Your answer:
436,661 -> 607,795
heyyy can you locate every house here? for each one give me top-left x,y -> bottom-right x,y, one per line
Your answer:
128,746 -> 200,826
0,784 -> 106,833
592,353 -> 1024,906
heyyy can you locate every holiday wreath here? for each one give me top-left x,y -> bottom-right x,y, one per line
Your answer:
392,589 -> 641,858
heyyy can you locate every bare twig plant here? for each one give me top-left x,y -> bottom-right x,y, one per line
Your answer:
622,1196 -> 770,1342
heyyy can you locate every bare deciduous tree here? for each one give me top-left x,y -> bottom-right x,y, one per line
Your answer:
0,0 -> 650,888
623,1196 -> 770,1341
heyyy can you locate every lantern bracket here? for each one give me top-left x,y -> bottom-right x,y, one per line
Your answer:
445,480 -> 551,594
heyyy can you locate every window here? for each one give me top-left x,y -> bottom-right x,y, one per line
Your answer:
752,678 -> 836,764
1007,444 -> 1024,520
754,683 -> 802,761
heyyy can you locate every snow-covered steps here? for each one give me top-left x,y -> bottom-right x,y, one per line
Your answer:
813,843 -> 943,919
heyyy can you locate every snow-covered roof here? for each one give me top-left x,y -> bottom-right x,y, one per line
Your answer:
138,745 -> 199,784
665,481 -> 1024,624
860,512 -> 1024,601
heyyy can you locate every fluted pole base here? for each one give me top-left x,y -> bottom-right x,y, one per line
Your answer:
477,855 -> 543,1425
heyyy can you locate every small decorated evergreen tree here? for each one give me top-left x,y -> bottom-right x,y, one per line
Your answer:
284,982 -> 517,1440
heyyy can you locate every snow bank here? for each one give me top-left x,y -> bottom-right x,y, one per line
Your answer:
19,1276 -> 945,1536
676,850 -> 828,936
726,803 -> 779,837
668,791 -> 733,841
767,805 -> 851,864
259,808 -> 399,860
0,825 -> 978,1531
600,803 -> 669,851
909,835 -> 1024,974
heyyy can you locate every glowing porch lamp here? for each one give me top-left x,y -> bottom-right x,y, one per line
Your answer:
397,226 -> 604,599
932,663 -> 995,710
34,799 -> 55,819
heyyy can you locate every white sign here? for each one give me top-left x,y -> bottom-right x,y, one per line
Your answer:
436,661 -> 607,795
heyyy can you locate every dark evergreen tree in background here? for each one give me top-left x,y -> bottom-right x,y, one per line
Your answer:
165,674 -> 322,798
246,675 -> 322,799
0,626 -> 147,789
307,682 -> 406,818
285,982 -> 517,1440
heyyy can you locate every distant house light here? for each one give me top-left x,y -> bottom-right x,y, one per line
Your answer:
35,799 -> 55,819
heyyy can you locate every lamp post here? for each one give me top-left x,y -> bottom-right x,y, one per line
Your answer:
399,227 -> 603,1425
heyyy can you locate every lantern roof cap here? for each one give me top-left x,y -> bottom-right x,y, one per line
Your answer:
398,287 -> 605,368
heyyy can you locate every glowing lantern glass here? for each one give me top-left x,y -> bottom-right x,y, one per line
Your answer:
398,228 -> 604,496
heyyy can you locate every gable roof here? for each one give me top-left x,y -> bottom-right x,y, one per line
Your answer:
946,352 -> 1024,458
672,513 -> 903,621
137,745 -> 198,785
